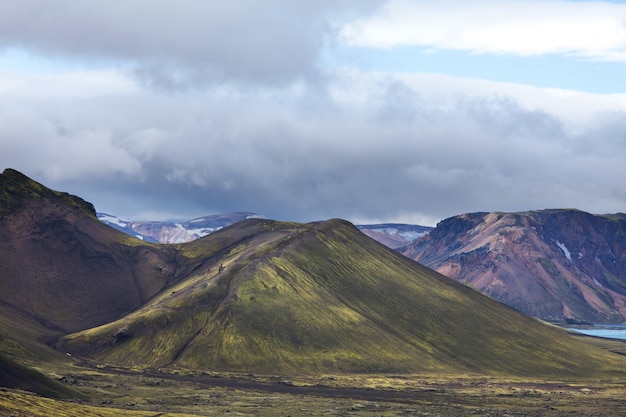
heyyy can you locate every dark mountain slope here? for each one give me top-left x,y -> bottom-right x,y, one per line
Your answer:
401,209 -> 626,323
0,168 -> 188,333
62,218 -> 625,377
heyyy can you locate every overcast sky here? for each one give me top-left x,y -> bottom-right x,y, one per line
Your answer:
2,0 -> 626,226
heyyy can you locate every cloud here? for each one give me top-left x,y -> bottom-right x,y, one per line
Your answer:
0,0 -> 382,88
341,0 -> 626,61
3,68 -> 625,224
1,1 -> 626,225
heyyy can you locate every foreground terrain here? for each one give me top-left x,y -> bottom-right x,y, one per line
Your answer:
3,349 -> 626,417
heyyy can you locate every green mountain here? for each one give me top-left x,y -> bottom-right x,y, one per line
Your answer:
62,220 -> 623,377
1,168 -> 625,384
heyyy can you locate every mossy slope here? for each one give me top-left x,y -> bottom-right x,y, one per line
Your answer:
63,219 -> 626,377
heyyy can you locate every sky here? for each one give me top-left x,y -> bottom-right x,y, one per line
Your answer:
1,0 -> 626,226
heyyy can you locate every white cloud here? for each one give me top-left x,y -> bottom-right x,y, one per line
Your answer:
341,0 -> 626,61
0,68 -> 137,98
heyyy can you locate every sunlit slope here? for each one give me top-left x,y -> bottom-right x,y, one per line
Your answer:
63,219 -> 626,377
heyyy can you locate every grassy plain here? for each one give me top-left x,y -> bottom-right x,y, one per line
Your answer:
3,359 -> 626,416
5,332 -> 626,417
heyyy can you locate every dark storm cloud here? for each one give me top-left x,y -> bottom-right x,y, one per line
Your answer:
0,0 -> 381,87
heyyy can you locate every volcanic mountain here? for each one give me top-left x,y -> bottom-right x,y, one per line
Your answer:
1,168 -> 625,382
401,210 -> 626,324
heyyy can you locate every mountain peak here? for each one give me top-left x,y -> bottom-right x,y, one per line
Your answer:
0,168 -> 96,218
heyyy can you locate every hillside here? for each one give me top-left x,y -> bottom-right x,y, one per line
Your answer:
401,210 -> 626,324
1,168 -> 625,390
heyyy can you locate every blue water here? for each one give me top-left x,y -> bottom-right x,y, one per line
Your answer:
567,325 -> 626,340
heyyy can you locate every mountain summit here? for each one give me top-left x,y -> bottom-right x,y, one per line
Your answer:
0,168 -> 95,217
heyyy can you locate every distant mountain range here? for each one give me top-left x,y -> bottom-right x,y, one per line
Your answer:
97,212 -> 265,243
401,210 -> 626,324
98,213 -> 432,247
2,167 -> 620,385
356,223 -> 432,248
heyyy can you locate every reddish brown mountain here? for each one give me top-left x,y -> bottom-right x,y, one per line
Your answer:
401,210 -> 626,323
0,168 -> 187,332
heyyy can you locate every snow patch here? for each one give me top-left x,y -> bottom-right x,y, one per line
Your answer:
135,235 -> 144,240
98,214 -> 128,228
399,230 -> 429,241
186,226 -> 221,237
372,227 -> 399,236
555,240 -> 572,262
592,277 -> 605,290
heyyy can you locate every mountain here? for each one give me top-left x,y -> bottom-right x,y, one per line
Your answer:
357,223 -> 432,249
59,220 -> 619,377
99,214 -> 429,248
401,209 -> 626,324
2,168 -> 625,384
0,168 -> 188,333
97,212 -> 264,243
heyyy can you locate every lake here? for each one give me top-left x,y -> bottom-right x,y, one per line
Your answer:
567,324 -> 626,340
